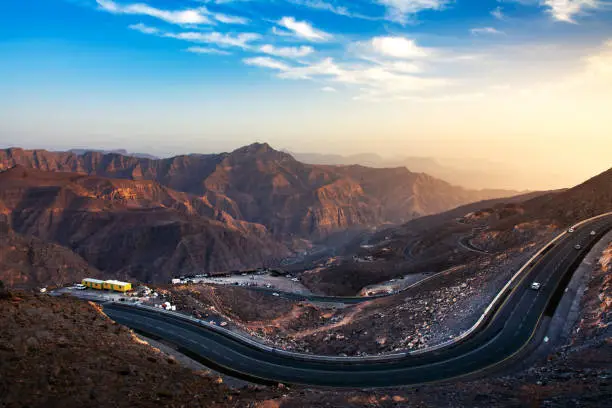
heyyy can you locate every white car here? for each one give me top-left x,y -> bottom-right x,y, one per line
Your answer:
272,292 -> 280,297
531,282 -> 541,290
575,244 -> 582,250
568,228 -> 575,233
590,230 -> 597,236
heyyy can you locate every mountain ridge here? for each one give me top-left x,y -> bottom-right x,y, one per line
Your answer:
1,143 -> 519,238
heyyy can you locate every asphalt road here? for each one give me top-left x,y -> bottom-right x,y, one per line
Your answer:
104,215 -> 612,387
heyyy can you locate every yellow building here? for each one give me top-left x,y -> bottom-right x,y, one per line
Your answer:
104,280 -> 132,293
82,278 -> 132,292
82,278 -> 105,290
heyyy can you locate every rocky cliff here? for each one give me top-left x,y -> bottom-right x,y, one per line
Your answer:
1,143 -> 519,238
0,166 -> 289,285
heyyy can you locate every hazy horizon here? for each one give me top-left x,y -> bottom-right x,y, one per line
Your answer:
1,0 -> 611,191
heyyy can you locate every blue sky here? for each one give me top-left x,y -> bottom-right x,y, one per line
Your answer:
1,0 -> 611,188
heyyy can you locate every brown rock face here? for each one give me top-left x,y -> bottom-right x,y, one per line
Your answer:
0,166 -> 289,285
0,223 -> 102,289
1,143 -> 518,238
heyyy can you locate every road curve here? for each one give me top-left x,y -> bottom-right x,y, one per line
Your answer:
103,215 -> 612,387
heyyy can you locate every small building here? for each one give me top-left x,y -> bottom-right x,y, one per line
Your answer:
82,278 -> 105,290
81,278 -> 132,292
103,280 -> 132,293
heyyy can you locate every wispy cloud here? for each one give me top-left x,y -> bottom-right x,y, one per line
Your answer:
287,0 -> 379,20
491,6 -> 505,20
129,23 -> 261,49
166,31 -> 261,48
96,0 -> 248,25
186,46 -> 232,55
542,0 -> 601,23
376,0 -> 450,24
321,86 -> 337,92
470,27 -> 505,35
243,55 -> 447,100
274,16 -> 332,41
259,44 -> 315,58
244,56 -> 292,70
128,22 -> 160,34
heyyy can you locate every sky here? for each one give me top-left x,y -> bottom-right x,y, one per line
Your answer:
0,0 -> 611,190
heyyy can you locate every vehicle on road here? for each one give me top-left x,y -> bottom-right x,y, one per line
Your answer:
272,292 -> 280,297
530,282 -> 541,290
574,244 -> 582,250
590,230 -> 597,236
568,228 -> 575,233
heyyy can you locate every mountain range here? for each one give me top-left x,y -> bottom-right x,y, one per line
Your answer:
0,143 -> 524,286
289,151 -> 561,191
0,143 -> 517,238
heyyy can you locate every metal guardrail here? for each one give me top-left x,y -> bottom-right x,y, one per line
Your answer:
110,212 -> 612,362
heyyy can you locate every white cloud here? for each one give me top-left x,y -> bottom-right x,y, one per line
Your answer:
542,0 -> 600,23
470,27 -> 505,35
491,6 -> 505,20
321,86 -> 337,92
259,44 -> 315,58
376,0 -> 450,24
128,22 -> 159,34
384,61 -> 422,73
371,36 -> 428,58
166,31 -> 261,49
244,56 -> 447,99
212,13 -> 249,24
186,46 -> 232,55
244,56 -> 292,71
96,0 -> 248,25
97,0 -> 213,24
287,0 -> 378,20
275,17 -> 332,41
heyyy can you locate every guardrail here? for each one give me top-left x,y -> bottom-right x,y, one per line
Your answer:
109,212 -> 612,363
110,302 -> 409,362
411,210 -> 612,355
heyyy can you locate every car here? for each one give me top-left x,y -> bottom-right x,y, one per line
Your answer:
568,228 -> 575,233
531,282 -> 541,290
272,292 -> 280,297
590,230 -> 597,236
575,244 -> 582,250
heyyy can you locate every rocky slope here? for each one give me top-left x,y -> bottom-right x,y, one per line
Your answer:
0,144 -> 518,238
0,166 -> 289,286
0,222 -> 102,289
0,293 -> 275,407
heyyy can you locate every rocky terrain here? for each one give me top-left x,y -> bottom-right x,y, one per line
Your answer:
0,292 -> 277,407
0,223 -> 101,289
0,166 -> 289,286
0,239 -> 609,407
0,144 -> 518,239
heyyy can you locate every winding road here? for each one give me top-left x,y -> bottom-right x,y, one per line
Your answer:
103,214 -> 612,387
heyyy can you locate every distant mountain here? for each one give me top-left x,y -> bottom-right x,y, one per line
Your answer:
1,144 -> 519,238
68,148 -> 159,160
289,151 -> 560,191
0,166 -> 289,285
